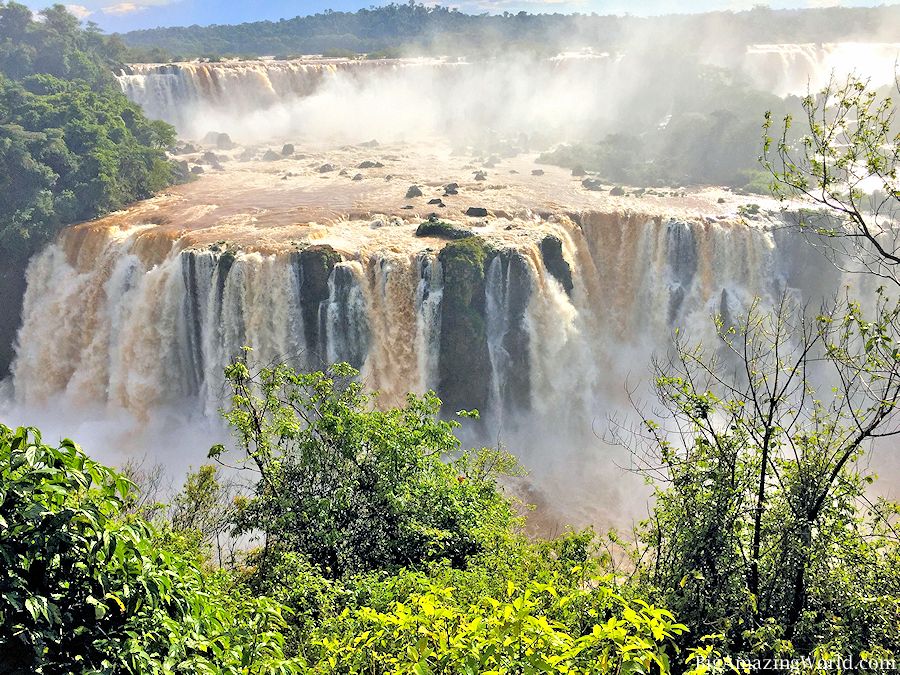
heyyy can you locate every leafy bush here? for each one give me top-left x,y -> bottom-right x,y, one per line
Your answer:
307,578 -> 687,674
0,424 -> 299,673
415,220 -> 474,240
216,356 -> 517,579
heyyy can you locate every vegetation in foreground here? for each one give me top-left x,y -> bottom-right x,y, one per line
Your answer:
1,4 -> 900,672
3,317 -> 898,672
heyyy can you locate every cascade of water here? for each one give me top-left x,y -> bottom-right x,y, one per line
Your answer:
325,261 -> 370,370
8,214 -> 855,455
414,253 -> 443,394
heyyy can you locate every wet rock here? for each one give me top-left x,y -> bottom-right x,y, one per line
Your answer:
173,160 -> 190,182
294,246 -> 342,365
438,237 -> 493,414
357,160 -> 384,169
509,169 -> 519,174
201,151 -> 219,163
171,142 -> 198,155
318,163 -> 337,173
465,207 -> 488,217
360,139 -> 379,148
352,173 -> 364,181
539,235 -> 574,295
428,198 -> 444,205
190,165 -> 204,174
405,185 -> 424,198
473,170 -> 487,181
401,205 -> 414,210
262,149 -> 281,161
204,132 -> 234,150
531,169 -> 544,176
415,220 -> 473,239
443,183 -> 459,196
571,165 -> 586,177
717,197 -> 726,204
610,186 -> 625,196
369,219 -> 384,229
282,143 -> 294,155
581,178 -> 604,191
239,148 -> 256,161
339,169 -> 349,176
385,175 -> 393,181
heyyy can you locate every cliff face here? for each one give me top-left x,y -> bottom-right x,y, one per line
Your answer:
0,262 -> 28,377
437,237 -> 492,414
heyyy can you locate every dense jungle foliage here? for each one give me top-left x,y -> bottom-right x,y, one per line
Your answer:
0,2 -> 176,258
0,2 -> 178,373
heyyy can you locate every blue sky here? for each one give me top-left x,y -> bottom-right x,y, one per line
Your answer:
24,0 -> 900,33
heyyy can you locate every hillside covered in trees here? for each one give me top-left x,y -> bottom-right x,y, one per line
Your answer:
0,2 -> 179,374
119,2 -> 900,60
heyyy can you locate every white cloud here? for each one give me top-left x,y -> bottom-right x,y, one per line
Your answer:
65,4 -> 93,19
102,2 -> 146,15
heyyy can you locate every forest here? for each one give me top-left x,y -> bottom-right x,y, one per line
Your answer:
117,3 -> 900,60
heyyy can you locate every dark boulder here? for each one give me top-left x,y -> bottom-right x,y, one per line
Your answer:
405,185 -> 424,198
465,207 -> 488,218
539,235 -> 574,295
415,220 -> 473,240
203,132 -> 234,150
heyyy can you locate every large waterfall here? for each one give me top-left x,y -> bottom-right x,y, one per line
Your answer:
8,205 -> 846,524
8,42 -> 892,527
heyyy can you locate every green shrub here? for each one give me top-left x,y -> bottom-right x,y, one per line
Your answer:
217,357 -> 518,579
0,424 -> 300,674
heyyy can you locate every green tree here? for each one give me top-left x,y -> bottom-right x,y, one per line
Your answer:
764,75 -> 900,284
212,352 -> 517,579
622,295 -> 900,660
170,464 -> 236,566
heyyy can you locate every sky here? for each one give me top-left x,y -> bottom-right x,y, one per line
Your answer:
21,0 -> 900,33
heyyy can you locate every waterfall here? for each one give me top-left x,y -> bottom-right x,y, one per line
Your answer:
8,210 -> 866,527
742,43 -> 900,96
116,47 -> 900,143
10,213 -> 846,428
414,254 -> 443,394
